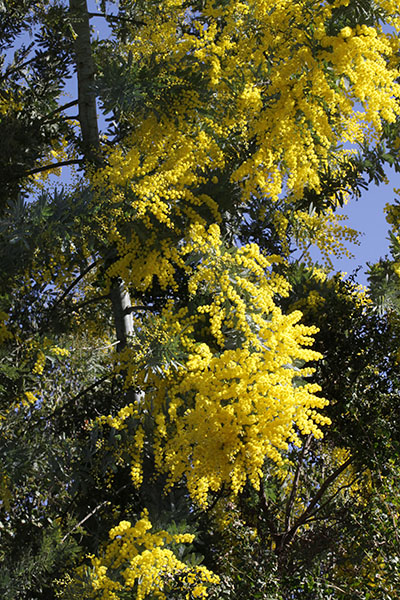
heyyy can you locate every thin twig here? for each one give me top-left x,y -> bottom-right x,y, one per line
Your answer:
70,373 -> 111,404
79,341 -> 119,351
61,484 -> 129,542
45,373 -> 111,421
126,305 -> 150,314
315,578 -> 364,598
51,259 -> 100,310
68,293 -> 110,312
62,500 -> 109,542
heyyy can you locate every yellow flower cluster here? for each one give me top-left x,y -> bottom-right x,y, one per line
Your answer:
377,0 -> 400,32
293,208 -> 360,270
105,225 -> 329,506
99,403 -> 138,430
32,350 -> 46,375
22,391 -> 37,407
306,290 -> 326,310
87,0 -> 400,284
29,339 -> 70,376
151,315 -> 328,506
0,90 -> 22,115
84,511 -> 218,600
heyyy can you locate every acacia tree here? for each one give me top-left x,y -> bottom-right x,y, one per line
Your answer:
1,0 -> 400,598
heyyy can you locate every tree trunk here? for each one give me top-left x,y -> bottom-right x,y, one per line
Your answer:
69,0 -> 134,351
109,280 -> 134,351
69,0 -> 100,161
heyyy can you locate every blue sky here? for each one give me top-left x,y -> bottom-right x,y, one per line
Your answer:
312,167 -> 400,285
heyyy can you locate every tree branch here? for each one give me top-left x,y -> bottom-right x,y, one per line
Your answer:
61,500 -> 109,542
110,278 -> 133,351
284,434 -> 312,531
0,47 -> 36,82
68,293 -> 110,312
284,457 -> 353,546
306,470 -> 366,522
87,12 -> 145,25
61,484 -> 128,542
69,373 -> 111,406
41,99 -> 79,122
26,159 -> 81,177
258,477 -> 278,538
51,259 -> 100,310
44,372 -> 111,421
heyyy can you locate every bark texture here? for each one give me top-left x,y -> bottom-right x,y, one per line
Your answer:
69,0 -> 100,160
